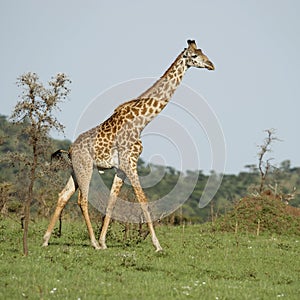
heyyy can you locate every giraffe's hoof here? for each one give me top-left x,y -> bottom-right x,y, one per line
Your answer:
91,241 -> 101,250
99,239 -> 107,250
42,233 -> 50,247
100,244 -> 107,250
99,242 -> 107,250
153,240 -> 163,252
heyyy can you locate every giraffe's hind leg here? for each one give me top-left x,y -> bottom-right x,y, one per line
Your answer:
43,175 -> 76,247
99,174 -> 124,249
74,156 -> 101,249
77,189 -> 101,249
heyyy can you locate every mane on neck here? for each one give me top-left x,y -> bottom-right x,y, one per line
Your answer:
138,50 -> 185,99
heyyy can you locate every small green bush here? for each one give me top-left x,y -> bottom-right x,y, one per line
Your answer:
214,192 -> 300,235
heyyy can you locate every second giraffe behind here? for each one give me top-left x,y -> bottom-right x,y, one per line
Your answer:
43,40 -> 215,251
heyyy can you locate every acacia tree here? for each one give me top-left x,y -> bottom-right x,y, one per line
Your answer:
257,129 -> 280,193
10,72 -> 71,256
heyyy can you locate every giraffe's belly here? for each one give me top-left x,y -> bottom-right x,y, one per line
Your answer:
93,148 -> 119,170
94,159 -> 114,169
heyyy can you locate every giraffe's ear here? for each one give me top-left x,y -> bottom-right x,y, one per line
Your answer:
187,40 -> 197,49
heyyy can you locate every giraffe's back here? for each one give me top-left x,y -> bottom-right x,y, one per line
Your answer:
70,98 -> 161,171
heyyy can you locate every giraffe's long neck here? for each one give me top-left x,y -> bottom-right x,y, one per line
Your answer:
112,50 -> 188,132
138,50 -> 187,106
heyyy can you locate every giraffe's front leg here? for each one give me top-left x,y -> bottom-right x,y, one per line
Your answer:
141,203 -> 163,252
125,166 -> 163,252
99,174 -> 124,249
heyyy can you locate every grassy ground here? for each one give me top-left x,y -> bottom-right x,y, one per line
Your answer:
0,218 -> 299,300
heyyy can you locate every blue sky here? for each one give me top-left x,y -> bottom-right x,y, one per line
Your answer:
1,0 -> 299,174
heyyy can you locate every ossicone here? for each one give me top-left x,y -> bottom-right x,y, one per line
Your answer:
187,39 -> 197,49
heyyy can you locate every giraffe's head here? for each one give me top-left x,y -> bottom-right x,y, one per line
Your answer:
183,40 -> 215,70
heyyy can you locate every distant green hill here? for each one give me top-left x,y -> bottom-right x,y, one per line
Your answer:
1,114 -> 299,223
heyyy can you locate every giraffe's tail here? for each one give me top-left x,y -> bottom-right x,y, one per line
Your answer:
51,149 -> 72,169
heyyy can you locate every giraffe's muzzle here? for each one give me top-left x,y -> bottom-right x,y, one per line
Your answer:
204,60 -> 215,70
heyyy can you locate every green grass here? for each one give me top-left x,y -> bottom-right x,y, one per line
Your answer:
0,218 -> 300,299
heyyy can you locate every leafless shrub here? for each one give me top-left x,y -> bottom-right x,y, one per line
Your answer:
9,72 -> 71,256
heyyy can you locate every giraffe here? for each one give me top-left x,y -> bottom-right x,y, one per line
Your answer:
42,40 -> 214,251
